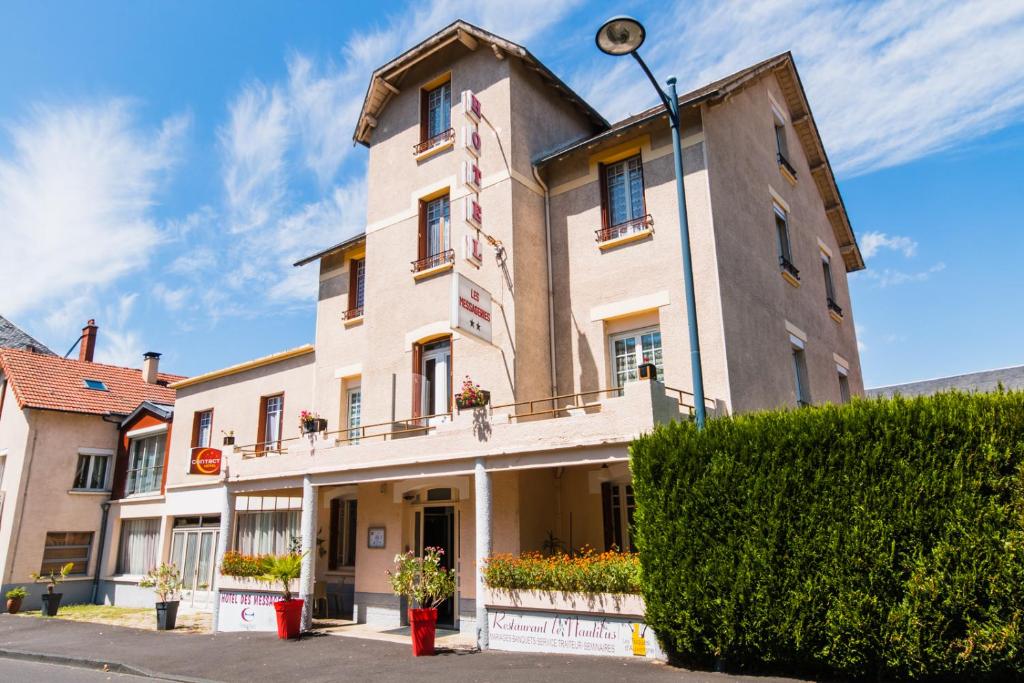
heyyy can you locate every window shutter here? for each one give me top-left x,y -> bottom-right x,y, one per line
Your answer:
446,335 -> 454,414
256,396 -> 268,454
598,162 -> 609,229
347,259 -> 359,312
328,498 -> 340,571
276,394 -> 285,449
418,201 -> 427,260
601,482 -> 614,551
190,411 -> 201,449
411,343 -> 423,419
636,155 -> 648,217
420,88 -> 429,142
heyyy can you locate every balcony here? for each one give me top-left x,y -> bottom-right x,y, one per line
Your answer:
780,255 -> 801,286
413,128 -> 454,159
595,215 -> 653,249
411,249 -> 454,278
827,297 -> 844,321
227,381 -> 720,484
777,152 -> 798,183
342,305 -> 364,326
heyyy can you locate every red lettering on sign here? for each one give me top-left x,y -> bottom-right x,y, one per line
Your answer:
460,296 -> 491,322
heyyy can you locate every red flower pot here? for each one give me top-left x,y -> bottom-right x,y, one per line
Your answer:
274,599 -> 304,640
408,608 -> 438,656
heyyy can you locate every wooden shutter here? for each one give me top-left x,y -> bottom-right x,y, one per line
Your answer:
256,396 -> 268,454
276,393 -> 285,450
598,163 -> 610,229
347,259 -> 359,312
411,343 -> 423,419
418,201 -> 428,260
601,482 -> 614,551
328,498 -> 340,571
446,335 -> 454,415
636,154 -> 648,217
420,88 -> 430,142
190,411 -> 201,448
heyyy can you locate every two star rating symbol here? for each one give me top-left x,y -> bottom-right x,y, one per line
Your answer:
468,319 -> 482,330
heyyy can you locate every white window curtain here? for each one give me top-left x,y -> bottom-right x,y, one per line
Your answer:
235,510 -> 301,556
117,518 -> 160,575
126,434 -> 165,495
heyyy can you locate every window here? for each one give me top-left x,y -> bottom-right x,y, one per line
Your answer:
415,338 -> 451,420
83,379 -> 108,391
602,155 -> 646,227
421,194 -> 451,264
610,327 -> 663,387
775,206 -> 799,280
125,434 -> 165,496
822,254 -> 843,317
41,531 -> 93,575
258,394 -> 284,452
345,258 -> 365,319
838,365 -> 851,404
601,482 -> 636,552
192,410 -> 213,449
328,499 -> 358,570
775,120 -> 789,161
73,452 -> 109,490
791,338 -> 811,407
0,452 -> 6,488
422,80 -> 451,142
235,510 -> 301,556
116,518 -> 160,575
346,386 -> 362,443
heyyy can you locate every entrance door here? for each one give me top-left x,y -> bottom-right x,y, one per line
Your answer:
420,340 -> 451,425
417,505 -> 456,629
170,525 -> 219,609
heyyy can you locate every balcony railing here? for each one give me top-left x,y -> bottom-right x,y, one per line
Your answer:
125,466 -> 163,497
780,255 -> 800,280
411,249 -> 454,273
413,128 -> 454,155
778,152 -> 798,179
595,215 -> 654,243
827,297 -> 843,317
342,305 -> 364,321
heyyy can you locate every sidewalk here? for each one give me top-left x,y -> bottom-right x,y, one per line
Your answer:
0,614 -> 804,682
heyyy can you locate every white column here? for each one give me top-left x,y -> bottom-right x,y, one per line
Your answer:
210,482 -> 235,632
474,457 -> 492,649
299,474 -> 317,631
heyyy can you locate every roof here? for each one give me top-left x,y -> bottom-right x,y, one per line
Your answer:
0,347 -> 183,416
169,344 -> 314,390
0,315 -> 54,355
293,233 -> 366,268
120,400 -> 174,427
866,365 -> 1024,399
535,52 -> 864,273
353,20 -> 608,146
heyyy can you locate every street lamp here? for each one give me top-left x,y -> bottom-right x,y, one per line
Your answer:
596,16 -> 707,429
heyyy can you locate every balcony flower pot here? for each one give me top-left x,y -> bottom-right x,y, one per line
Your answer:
156,600 -> 180,630
299,412 -> 326,435
41,593 -> 63,616
274,598 -> 305,640
408,608 -> 438,656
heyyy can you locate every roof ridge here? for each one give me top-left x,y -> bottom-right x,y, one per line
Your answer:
0,345 -> 185,379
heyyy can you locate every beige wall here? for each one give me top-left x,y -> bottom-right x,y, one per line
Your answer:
0,396 -> 32,583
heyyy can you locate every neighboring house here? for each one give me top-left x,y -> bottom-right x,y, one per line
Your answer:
0,315 -> 53,355
0,321 -> 181,609
867,365 -> 1024,399
100,19 -> 865,643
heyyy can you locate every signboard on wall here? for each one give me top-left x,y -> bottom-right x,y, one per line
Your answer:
189,447 -> 223,475
488,609 -> 664,659
217,590 -> 279,632
450,273 -> 492,344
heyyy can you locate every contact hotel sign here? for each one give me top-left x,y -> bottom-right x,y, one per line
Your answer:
189,447 -> 222,476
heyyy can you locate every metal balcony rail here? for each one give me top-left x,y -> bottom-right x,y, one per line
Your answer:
413,128 -> 454,155
777,152 -> 798,179
411,249 -> 454,273
664,385 -> 718,417
342,305 -> 364,321
827,297 -> 843,317
595,214 -> 653,243
780,255 -> 800,280
489,387 -> 624,420
125,466 -> 164,496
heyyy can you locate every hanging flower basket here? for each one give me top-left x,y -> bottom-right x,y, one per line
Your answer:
299,411 -> 327,434
455,376 -> 489,411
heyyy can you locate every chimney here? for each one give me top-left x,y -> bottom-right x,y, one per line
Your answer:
79,320 -> 98,362
142,352 -> 161,384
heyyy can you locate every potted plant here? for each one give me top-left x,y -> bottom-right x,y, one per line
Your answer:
299,410 -> 327,434
455,376 -> 490,411
30,562 -> 73,616
387,547 -> 456,656
5,587 -> 27,614
139,563 -> 183,630
258,552 -> 305,640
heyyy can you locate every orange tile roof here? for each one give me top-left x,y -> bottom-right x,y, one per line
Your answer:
0,347 -> 185,416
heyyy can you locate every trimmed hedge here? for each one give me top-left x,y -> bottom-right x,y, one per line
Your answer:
631,391 -> 1024,680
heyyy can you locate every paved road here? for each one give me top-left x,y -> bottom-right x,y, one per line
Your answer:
0,614 -> 806,682
0,657 -> 151,682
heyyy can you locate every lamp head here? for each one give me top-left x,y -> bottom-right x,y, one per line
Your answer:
595,16 -> 646,56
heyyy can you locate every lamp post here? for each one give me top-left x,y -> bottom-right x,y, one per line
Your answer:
596,16 -> 707,428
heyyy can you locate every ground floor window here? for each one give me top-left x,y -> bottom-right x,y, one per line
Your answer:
41,531 -> 93,575
235,510 -> 300,556
329,498 -> 358,570
610,327 -> 663,387
117,518 -> 160,575
601,483 -> 636,552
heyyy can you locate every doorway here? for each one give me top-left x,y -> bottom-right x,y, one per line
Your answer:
169,516 -> 220,610
414,502 -> 456,629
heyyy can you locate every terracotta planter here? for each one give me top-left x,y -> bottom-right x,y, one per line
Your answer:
5,597 -> 23,614
41,592 -> 62,616
274,599 -> 304,640
408,607 -> 438,656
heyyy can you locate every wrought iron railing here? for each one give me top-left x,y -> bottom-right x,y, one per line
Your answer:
780,255 -> 800,280
411,249 -> 454,273
827,298 -> 843,317
413,128 -> 454,155
778,152 -> 798,179
595,214 -> 653,243
342,305 -> 364,321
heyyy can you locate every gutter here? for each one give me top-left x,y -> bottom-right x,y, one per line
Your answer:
532,165 -> 558,397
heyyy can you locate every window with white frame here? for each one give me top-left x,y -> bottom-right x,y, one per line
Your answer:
73,451 -> 110,490
610,327 -> 663,387
116,518 -> 160,575
601,482 -> 636,552
838,364 -> 851,404
604,155 -> 646,227
260,394 -> 284,451
125,433 -> 165,496
346,386 -> 362,443
235,510 -> 301,556
193,410 -> 213,448
425,195 -> 450,258
791,336 -> 811,407
425,81 -> 451,140
41,531 -> 93,575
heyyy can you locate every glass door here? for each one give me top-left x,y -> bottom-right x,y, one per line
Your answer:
170,517 -> 220,610
420,340 -> 451,425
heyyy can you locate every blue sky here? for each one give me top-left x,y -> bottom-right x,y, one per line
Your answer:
1,0 -> 1022,388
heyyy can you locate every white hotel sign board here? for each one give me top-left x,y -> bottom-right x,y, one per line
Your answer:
451,273 -> 492,344
488,609 -> 665,660
217,590 -> 280,632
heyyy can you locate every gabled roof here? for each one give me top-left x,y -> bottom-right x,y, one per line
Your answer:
535,52 -> 864,272
353,20 -> 608,146
0,315 -> 54,355
120,400 -> 174,427
0,347 -> 183,416
293,233 -> 365,268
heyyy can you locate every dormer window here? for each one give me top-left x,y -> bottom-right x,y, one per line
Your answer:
83,379 -> 108,391
415,77 -> 453,156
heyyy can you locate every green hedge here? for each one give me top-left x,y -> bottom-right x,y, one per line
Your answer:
630,391 -> 1024,680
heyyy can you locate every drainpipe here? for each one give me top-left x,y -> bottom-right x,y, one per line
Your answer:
532,165 -> 558,397
91,501 -> 111,604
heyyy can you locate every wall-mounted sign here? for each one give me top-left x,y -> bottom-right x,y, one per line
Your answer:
189,447 -> 223,475
487,609 -> 664,660
367,526 -> 386,548
464,234 -> 483,268
464,195 -> 482,228
217,590 -> 279,632
451,273 -> 492,344
462,161 -> 481,192
461,90 -> 482,122
461,126 -> 482,157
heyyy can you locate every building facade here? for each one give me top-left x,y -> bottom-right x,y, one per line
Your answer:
91,21 -> 864,646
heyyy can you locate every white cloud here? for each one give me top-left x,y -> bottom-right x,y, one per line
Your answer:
575,0 -> 1024,176
863,261 -> 946,287
860,231 -> 918,259
0,100 -> 185,318
92,293 -> 143,367
153,283 -> 191,311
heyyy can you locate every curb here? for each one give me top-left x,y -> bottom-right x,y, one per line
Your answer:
0,647 -> 218,683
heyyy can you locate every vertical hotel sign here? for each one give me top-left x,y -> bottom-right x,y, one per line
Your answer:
461,90 -> 484,268
451,273 -> 492,344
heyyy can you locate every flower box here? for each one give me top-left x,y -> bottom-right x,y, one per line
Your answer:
456,390 -> 489,411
